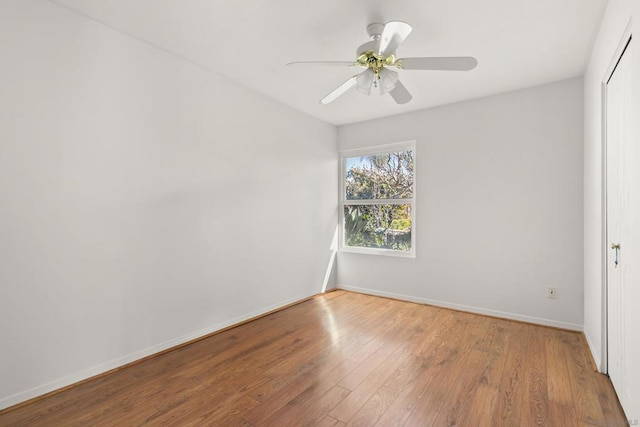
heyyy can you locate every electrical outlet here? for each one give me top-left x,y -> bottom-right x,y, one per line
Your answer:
547,287 -> 558,299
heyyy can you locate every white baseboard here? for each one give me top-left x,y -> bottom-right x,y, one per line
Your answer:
583,329 -> 604,373
338,285 -> 583,331
0,293 -> 312,411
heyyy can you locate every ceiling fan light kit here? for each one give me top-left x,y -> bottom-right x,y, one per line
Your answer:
355,68 -> 375,95
288,21 -> 478,105
378,68 -> 399,95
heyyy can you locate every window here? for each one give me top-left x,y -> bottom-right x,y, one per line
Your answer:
340,141 -> 415,257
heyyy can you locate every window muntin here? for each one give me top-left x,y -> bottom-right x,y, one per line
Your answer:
340,143 -> 415,256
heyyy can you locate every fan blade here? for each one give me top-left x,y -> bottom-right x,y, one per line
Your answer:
319,76 -> 357,104
389,80 -> 412,104
377,21 -> 412,57
397,56 -> 478,71
287,61 -> 355,67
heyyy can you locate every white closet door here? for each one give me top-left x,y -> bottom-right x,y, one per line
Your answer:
606,37 -> 636,420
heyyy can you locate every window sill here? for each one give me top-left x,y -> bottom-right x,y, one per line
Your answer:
339,246 -> 416,258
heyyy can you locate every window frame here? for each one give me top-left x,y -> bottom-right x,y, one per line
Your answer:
339,141 -> 416,258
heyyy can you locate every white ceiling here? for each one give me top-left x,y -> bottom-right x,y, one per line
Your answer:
51,0 -> 608,126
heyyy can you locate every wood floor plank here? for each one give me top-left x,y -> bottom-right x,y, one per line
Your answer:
546,328 -> 575,406
317,415 -> 346,427
248,298 -> 398,405
461,383 -> 500,427
490,322 -> 530,426
562,331 -> 607,426
335,303 -> 421,391
592,372 -> 630,427
0,290 -> 628,426
521,326 -> 549,426
473,318 -> 511,388
242,358 -> 357,425
345,305 -> 440,426
337,339 -> 397,392
403,311 -> 489,426
260,296 -> 397,383
331,347 -> 409,423
548,401 -> 580,427
373,309 -> 458,426
183,395 -> 261,427
330,304 -> 433,423
346,354 -> 426,426
424,348 -> 492,426
269,385 -> 350,426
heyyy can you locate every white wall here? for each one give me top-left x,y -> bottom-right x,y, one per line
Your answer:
0,0 -> 337,409
583,0 -> 640,418
337,78 -> 584,330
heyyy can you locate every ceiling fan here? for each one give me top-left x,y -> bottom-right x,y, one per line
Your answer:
287,21 -> 478,105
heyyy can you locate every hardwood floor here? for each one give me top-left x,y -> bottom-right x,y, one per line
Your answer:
0,290 -> 628,426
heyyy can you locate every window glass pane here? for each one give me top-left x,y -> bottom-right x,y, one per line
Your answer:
343,204 -> 412,251
345,150 -> 414,200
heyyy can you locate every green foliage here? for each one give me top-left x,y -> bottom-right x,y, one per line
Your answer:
344,150 -> 413,251
346,151 -> 413,200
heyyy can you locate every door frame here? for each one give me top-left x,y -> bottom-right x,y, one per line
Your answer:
601,22 -> 632,375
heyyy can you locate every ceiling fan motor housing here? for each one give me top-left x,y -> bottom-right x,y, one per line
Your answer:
366,23 -> 384,38
357,23 -> 384,56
